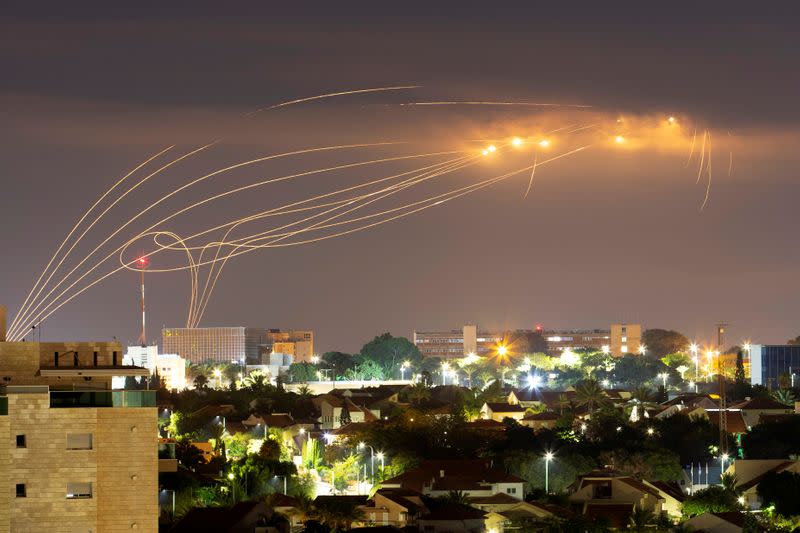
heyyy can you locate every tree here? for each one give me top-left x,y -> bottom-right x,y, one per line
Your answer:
288,363 -> 318,383
339,407 -> 352,427
628,506 -> 657,532
193,374 -> 209,390
733,350 -> 750,401
175,437 -> 204,469
359,333 -> 423,376
682,485 -> 740,517
756,471 -> 800,516
642,329 -> 690,358
742,417 -> 800,458
513,331 -> 549,355
404,382 -> 431,406
773,388 -> 796,406
787,336 -> 800,345
575,378 -> 606,415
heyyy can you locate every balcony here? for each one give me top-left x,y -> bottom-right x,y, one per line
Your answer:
50,390 -> 156,408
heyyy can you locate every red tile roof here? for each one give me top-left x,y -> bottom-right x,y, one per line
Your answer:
706,411 -> 749,434
731,397 -> 792,410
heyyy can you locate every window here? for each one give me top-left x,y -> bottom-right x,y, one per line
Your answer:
594,482 -> 612,499
16,434 -> 26,448
506,487 -> 517,494
16,484 -> 26,497
66,482 -> 92,499
66,433 -> 93,450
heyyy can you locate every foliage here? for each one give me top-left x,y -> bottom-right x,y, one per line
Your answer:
359,333 -> 423,376
343,358 -> 385,381
574,378 -> 606,415
642,329 -> 690,358
742,416 -> 800,458
598,448 -> 683,481
259,437 -> 282,460
302,436 -> 324,470
757,470 -> 800,516
772,388 -> 796,406
661,352 -> 691,369
505,450 -> 595,494
287,362 -> 318,383
175,437 -> 205,469
225,432 -> 252,460
682,485 -> 740,517
193,374 -> 209,390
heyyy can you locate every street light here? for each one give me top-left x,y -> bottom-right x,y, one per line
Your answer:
228,472 -> 235,502
720,453 -> 730,483
358,441 -> 376,480
213,368 -> 222,388
638,344 -> 647,356
376,451 -> 385,478
441,362 -> 450,386
690,343 -> 699,380
311,355 -> 320,364
544,452 -> 554,494
658,372 -> 668,389
401,360 -> 411,380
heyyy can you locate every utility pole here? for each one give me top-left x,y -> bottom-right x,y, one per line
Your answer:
137,256 -> 148,347
716,323 -> 728,455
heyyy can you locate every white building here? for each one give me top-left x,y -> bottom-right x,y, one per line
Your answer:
155,354 -> 187,391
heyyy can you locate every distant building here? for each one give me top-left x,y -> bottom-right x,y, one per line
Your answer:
413,323 -> 642,358
609,323 -> 643,357
749,344 -> 800,388
0,305 -> 156,532
124,344 -> 159,373
162,326 -> 313,365
156,353 -> 188,390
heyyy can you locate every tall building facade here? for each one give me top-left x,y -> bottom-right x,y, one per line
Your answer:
749,344 -> 800,388
162,326 -> 314,365
162,327 -> 246,364
0,307 -> 157,532
414,323 -> 643,359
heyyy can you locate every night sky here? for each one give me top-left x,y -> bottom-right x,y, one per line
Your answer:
2,3 -> 799,352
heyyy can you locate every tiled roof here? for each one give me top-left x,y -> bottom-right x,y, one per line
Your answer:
383,459 -> 524,492
468,493 -> 520,505
731,397 -> 792,410
738,461 -> 796,491
523,411 -> 559,421
484,402 -> 525,413
706,411 -> 749,434
420,505 -> 486,521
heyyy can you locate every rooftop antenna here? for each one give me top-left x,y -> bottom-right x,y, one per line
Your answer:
136,255 -> 149,348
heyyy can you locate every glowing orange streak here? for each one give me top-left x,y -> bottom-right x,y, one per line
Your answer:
191,155 -> 478,324
701,132 -> 712,211
12,148 -> 458,337
17,147 -> 589,334
8,143 -> 214,340
246,85 -> 421,116
696,130 -> 707,185
8,145 -> 174,335
524,151 -> 538,199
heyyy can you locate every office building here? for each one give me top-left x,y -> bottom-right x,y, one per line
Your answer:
124,344 -> 159,373
413,323 -> 642,359
162,326 -> 313,365
749,344 -> 800,388
155,353 -> 188,391
0,304 -> 157,532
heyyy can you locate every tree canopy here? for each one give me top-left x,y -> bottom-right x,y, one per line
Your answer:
642,329 -> 690,358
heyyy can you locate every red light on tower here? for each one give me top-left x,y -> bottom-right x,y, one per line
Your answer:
535,324 -> 543,333
137,256 -> 148,268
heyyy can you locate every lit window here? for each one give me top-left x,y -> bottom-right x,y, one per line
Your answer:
621,345 -> 628,353
621,337 -> 627,343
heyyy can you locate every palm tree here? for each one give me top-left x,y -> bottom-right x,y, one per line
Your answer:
296,384 -> 312,400
193,374 -> 209,390
443,490 -> 470,506
721,472 -> 739,494
555,393 -> 572,415
575,379 -> 606,416
406,382 -> 431,406
773,388 -> 796,406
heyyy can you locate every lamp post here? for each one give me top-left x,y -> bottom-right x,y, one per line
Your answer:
720,453 -> 729,484
376,451 -> 385,479
228,472 -> 235,502
544,452 -> 554,494
441,362 -> 449,386
658,372 -> 668,389
401,360 -> 410,380
213,368 -> 222,389
358,441 -> 375,481
690,343 -> 699,380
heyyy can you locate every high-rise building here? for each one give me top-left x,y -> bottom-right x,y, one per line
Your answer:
609,323 -> 643,357
162,326 -> 247,364
0,305 -> 157,532
749,344 -> 800,388
161,326 -> 314,365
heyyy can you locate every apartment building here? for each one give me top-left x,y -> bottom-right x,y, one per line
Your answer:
0,305 -> 157,532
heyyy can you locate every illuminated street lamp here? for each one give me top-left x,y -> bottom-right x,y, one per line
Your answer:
228,472 -> 236,501
638,344 -> 647,356
544,452 -> 554,494
376,451 -> 385,478
441,362 -> 450,386
720,453 -> 730,483
311,355 -> 320,364
213,368 -> 222,388
401,360 -> 411,380
658,372 -> 668,389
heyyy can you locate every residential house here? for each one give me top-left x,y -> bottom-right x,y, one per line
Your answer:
382,459 -> 525,500
168,501 -> 272,532
361,488 -> 428,527
568,469 -> 684,526
416,505 -> 487,533
729,397 -> 794,429
726,459 -> 800,509
480,402 -> 525,422
312,394 -> 379,429
519,411 -> 559,431
471,494 -> 568,532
